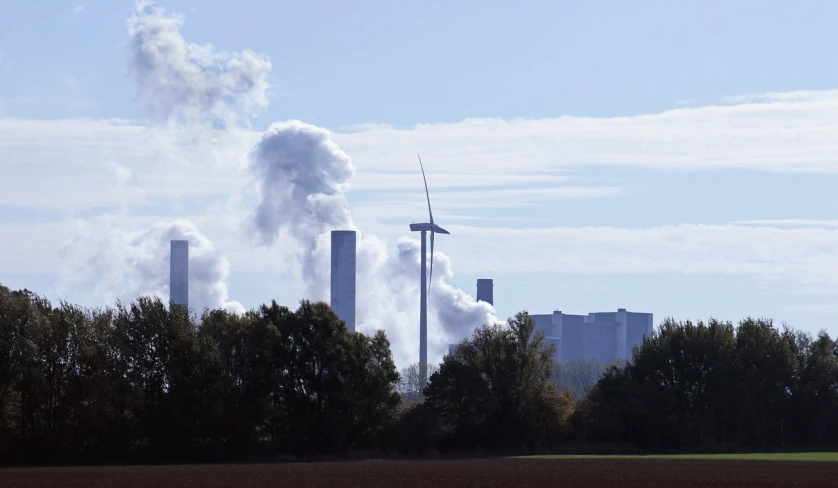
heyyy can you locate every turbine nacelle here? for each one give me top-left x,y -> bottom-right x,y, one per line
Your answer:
409,222 -> 450,234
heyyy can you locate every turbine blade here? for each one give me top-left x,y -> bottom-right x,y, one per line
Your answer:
418,154 -> 434,225
428,230 -> 434,297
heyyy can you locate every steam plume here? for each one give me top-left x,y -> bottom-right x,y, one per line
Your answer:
249,121 -> 355,298
60,219 -> 243,314
127,0 -> 271,128
248,122 -> 496,363
58,1 -> 260,316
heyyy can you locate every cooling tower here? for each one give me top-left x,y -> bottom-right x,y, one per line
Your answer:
476,278 -> 493,306
330,230 -> 357,332
169,240 -> 189,309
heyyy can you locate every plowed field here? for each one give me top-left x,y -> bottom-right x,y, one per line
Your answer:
2,458 -> 837,487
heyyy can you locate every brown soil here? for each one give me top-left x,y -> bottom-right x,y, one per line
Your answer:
2,458 -> 837,488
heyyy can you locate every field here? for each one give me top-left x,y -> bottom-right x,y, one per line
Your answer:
515,452 -> 838,461
2,455 -> 837,488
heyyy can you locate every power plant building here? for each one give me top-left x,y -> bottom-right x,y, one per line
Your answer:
531,309 -> 653,364
169,240 -> 189,310
330,230 -> 357,332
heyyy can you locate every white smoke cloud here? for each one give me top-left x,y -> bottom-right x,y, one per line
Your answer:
57,1 -> 261,316
247,121 -> 497,363
353,236 -> 497,362
248,120 -> 355,298
126,0 -> 271,128
59,218 -> 243,314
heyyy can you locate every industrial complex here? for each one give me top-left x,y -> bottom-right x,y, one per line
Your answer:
448,278 -> 654,364
531,309 -> 653,363
168,238 -> 653,366
166,163 -> 653,369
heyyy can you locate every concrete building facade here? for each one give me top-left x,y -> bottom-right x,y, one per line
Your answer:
531,309 -> 653,364
169,240 -> 189,310
330,230 -> 357,332
476,279 -> 494,305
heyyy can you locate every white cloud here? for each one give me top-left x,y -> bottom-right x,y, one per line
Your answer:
731,219 -> 838,228
786,303 -> 838,312
720,90 -> 838,105
0,117 -> 252,210
350,172 -> 573,191
330,91 -> 838,174
440,224 -> 838,287
7,217 -> 838,290
4,89 -> 838,296
2,88 -> 838,216
0,88 -> 834,223
72,5 -> 84,16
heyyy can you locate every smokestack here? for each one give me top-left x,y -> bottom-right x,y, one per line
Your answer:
169,240 -> 189,309
330,230 -> 357,332
476,278 -> 493,306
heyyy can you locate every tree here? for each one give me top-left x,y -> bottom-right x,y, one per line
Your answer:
255,299 -> 400,455
386,399 -> 441,454
790,330 -> 838,446
731,318 -> 797,449
573,364 -> 645,445
0,285 -> 404,464
339,329 -> 401,449
397,362 -> 439,402
425,311 -> 571,451
554,358 -> 621,400
630,318 -> 737,447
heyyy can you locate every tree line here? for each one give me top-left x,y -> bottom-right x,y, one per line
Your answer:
575,318 -> 838,450
0,286 -> 399,463
2,283 -> 838,465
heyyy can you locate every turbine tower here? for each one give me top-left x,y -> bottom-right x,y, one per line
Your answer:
409,155 -> 449,389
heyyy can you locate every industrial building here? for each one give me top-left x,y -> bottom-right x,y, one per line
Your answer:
330,230 -> 357,332
440,281 -> 654,366
531,309 -> 653,363
169,240 -> 189,309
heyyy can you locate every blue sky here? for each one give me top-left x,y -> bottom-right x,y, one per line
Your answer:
4,0 -> 838,123
3,0 -> 838,365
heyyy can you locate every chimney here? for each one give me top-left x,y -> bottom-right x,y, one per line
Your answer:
169,240 -> 189,310
330,230 -> 357,332
476,278 -> 493,306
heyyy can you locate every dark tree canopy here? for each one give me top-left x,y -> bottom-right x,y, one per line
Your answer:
575,317 -> 838,450
424,311 -> 574,451
0,286 -> 400,463
4,283 -> 838,464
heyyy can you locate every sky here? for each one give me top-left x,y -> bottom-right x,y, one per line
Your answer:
3,0 -> 838,366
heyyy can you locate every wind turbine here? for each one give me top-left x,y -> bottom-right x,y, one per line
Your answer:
409,154 -> 449,390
